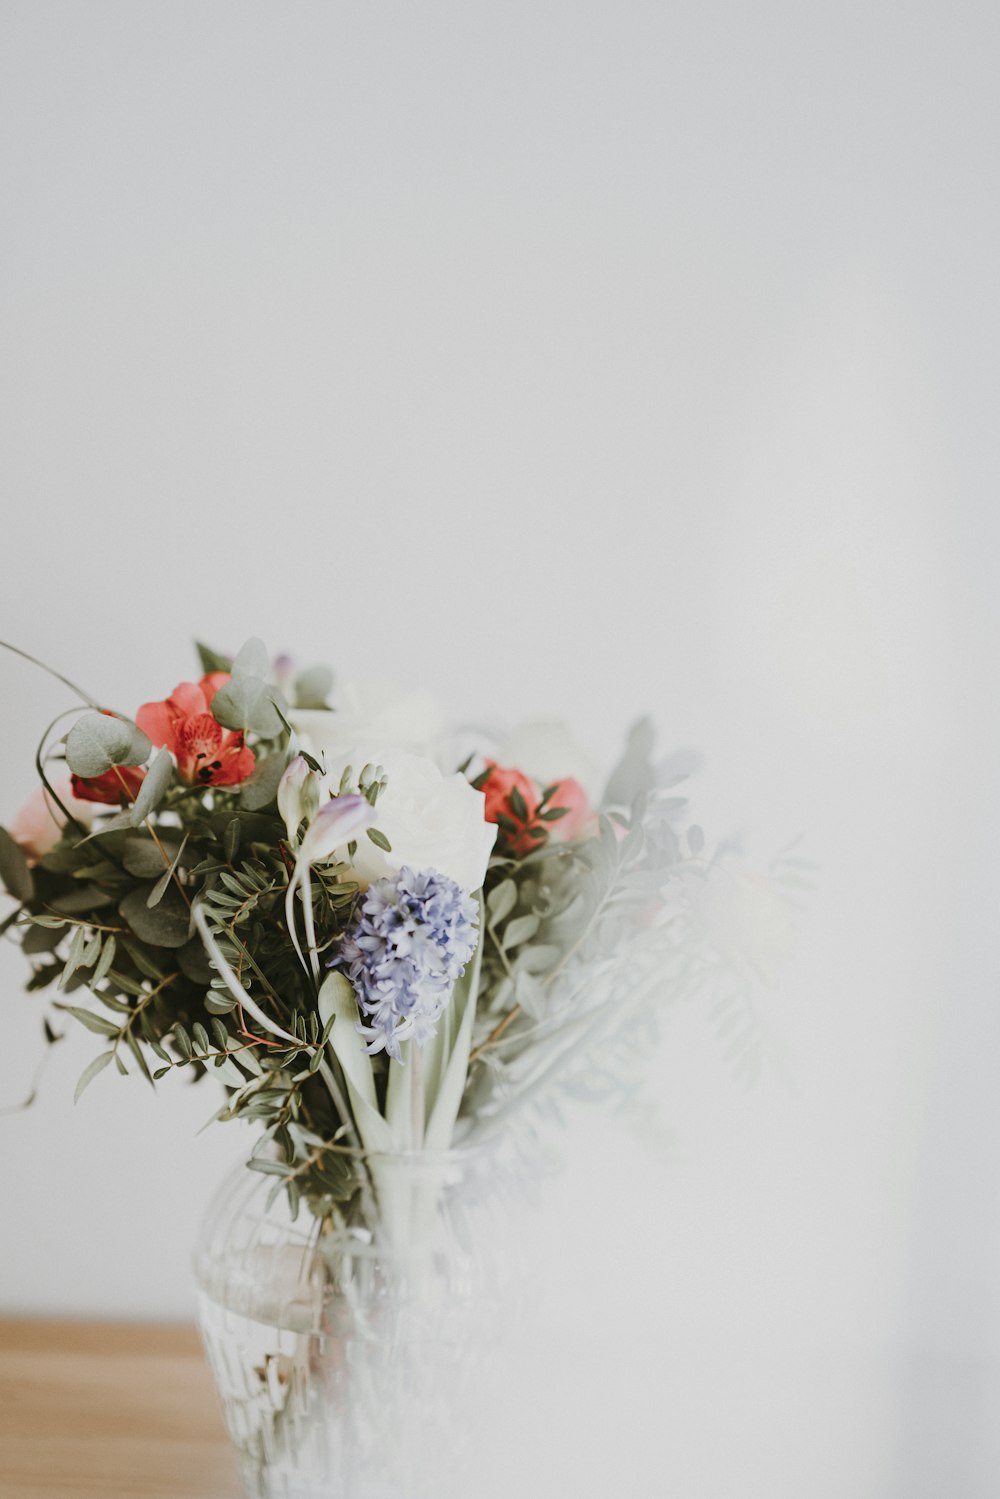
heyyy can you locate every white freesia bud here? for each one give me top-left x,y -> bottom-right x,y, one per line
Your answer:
277,755 -> 320,843
299,793 -> 376,865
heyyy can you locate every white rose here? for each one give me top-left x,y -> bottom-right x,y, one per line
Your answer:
498,720 -> 603,802
291,682 -> 445,768
322,749 -> 496,893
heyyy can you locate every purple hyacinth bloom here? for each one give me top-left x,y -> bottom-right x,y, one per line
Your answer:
336,866 -> 478,1061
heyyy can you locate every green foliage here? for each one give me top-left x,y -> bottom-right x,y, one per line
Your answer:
65,712 -> 150,777
0,827 -> 33,902
10,636 -> 760,1232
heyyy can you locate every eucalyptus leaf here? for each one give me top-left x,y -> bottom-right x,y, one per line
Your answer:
65,712 -> 151,777
77,811 -> 135,841
21,921 -> 64,955
240,752 -> 289,811
74,1049 -> 115,1103
146,867 -> 174,909
91,934 -> 116,985
501,914 -> 540,950
57,1004 -> 119,1038
0,828 -> 34,902
146,833 -> 188,909
211,676 -> 286,738
231,637 -> 269,679
293,665 -> 333,709
129,747 -> 173,824
196,641 -> 232,675
119,887 -> 191,948
486,879 -> 517,925
123,835 -> 180,878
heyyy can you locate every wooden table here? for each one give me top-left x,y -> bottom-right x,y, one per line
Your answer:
0,1320 -> 242,1498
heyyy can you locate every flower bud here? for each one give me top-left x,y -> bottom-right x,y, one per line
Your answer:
277,755 -> 320,843
299,793 -> 376,865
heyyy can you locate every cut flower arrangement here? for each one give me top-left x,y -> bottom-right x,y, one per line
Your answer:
1,638 -> 793,1499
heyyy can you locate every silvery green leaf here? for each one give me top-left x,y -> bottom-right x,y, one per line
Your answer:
602,716 -> 657,808
213,1055 -> 248,1087
196,641 -> 232,675
231,637 -> 269,679
501,914 -> 540,950
486,879 -> 517,925
513,971 -> 546,1019
119,887 -> 191,948
240,751 -> 289,810
128,747 -> 173,824
21,921 -> 63,955
74,1049 -> 114,1103
79,930 -> 102,967
92,934 -> 116,986
146,867 -> 174,909
0,827 -> 33,902
77,811 -> 135,842
204,991 -> 237,1014
293,665 -> 333,709
146,833 -> 188,909
58,1004 -> 118,1037
65,712 -> 151,777
211,676 -> 286,737
514,942 -> 562,975
687,824 -> 705,856
58,925 -> 86,988
123,835 -> 179,878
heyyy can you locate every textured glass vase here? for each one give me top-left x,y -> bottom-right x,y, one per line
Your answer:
194,1147 -> 521,1499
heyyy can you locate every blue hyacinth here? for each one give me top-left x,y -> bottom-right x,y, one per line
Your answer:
336,866 -> 479,1061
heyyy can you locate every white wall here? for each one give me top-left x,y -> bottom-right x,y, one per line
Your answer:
1,4 -> 997,1494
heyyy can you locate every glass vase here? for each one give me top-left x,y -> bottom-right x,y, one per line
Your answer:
193,1146 -> 522,1499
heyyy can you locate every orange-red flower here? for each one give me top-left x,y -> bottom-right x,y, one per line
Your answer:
480,762 -> 540,857
70,765 -> 147,805
480,762 -> 593,857
136,676 -> 255,788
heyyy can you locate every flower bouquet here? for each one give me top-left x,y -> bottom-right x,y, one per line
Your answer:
1,638 -> 785,1498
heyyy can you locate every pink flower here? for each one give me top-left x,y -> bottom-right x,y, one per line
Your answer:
136,676 -> 255,788
9,777 -> 95,861
544,776 -> 596,842
480,763 -> 594,856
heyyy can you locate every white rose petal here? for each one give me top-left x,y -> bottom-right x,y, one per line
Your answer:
499,720 -> 603,802
291,682 -> 445,769
323,750 -> 496,894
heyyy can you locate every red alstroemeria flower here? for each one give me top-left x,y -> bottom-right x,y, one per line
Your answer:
71,765 -> 147,805
136,676 -> 255,788
481,762 -> 595,857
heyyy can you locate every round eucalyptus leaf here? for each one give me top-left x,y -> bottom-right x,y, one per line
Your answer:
122,833 -> 180,879
231,637 -> 269,680
211,676 -> 286,737
119,887 -> 191,948
293,665 -> 333,709
240,751 -> 289,810
65,712 -> 151,777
